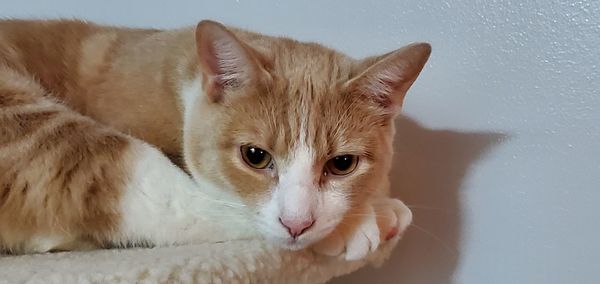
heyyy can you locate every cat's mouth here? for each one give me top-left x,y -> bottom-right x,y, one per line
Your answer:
262,231 -> 317,251
267,223 -> 339,251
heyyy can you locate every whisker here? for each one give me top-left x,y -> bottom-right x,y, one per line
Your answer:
405,204 -> 448,211
195,212 -> 246,217
409,223 -> 456,255
342,213 -> 398,220
202,199 -> 247,208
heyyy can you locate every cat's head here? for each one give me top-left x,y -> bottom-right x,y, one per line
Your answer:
183,20 -> 430,249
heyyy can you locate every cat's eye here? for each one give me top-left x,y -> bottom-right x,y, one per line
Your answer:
241,145 -> 272,169
325,155 -> 358,176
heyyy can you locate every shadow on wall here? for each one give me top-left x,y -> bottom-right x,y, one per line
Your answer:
330,115 -> 506,284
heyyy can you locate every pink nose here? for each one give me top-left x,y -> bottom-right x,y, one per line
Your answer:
279,217 -> 315,238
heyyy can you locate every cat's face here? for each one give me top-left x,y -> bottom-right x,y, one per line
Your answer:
184,21 -> 430,249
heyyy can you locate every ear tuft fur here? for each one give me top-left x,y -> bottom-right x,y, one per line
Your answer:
350,43 -> 431,112
195,20 -> 265,102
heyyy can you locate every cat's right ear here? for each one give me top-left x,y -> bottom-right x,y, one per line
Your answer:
195,20 -> 268,102
347,43 -> 431,116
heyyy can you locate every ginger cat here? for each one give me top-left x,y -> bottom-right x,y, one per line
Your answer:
0,19 -> 430,259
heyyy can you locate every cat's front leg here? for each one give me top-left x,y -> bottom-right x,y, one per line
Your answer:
113,142 -> 261,247
312,196 -> 412,261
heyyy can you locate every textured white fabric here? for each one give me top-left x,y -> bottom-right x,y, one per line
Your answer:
0,238 -> 396,284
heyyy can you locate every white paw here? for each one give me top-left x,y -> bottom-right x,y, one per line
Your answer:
313,198 -> 412,261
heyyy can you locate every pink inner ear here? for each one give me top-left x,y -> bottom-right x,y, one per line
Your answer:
212,37 -> 250,88
358,66 -> 407,109
203,38 -> 248,91
364,75 -> 404,108
196,21 -> 255,102
353,42 -> 431,111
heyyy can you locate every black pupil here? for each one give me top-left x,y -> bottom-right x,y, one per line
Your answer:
333,155 -> 353,171
246,147 -> 266,165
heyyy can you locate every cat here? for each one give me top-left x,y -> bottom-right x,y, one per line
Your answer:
0,19 -> 430,259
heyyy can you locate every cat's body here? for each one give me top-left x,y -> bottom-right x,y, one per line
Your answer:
0,19 -> 429,257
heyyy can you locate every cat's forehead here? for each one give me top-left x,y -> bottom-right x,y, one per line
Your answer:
269,41 -> 355,86
239,32 -> 356,87
226,36 -> 383,160
254,50 -> 379,159
257,40 -> 356,103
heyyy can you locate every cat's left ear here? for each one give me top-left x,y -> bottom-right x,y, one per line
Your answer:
348,43 -> 431,115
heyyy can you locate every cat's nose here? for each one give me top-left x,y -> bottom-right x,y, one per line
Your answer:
279,216 -> 315,238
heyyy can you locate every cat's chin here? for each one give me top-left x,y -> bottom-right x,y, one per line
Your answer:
263,235 -> 316,251
279,242 -> 307,251
283,239 -> 315,251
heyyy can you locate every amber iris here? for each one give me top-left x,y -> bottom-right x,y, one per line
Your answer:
241,145 -> 272,169
326,155 -> 358,175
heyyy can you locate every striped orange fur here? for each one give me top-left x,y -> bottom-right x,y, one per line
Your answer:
0,19 -> 429,256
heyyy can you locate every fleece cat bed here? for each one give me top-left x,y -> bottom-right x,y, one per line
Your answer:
0,237 -> 397,284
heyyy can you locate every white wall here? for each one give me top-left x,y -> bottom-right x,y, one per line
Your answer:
3,1 -> 599,283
